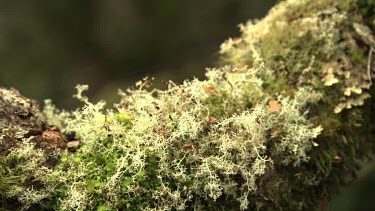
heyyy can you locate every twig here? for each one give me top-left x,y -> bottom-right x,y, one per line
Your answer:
368,45 -> 373,85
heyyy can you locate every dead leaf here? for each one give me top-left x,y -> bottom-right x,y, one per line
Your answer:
182,143 -> 196,150
209,116 -> 218,124
203,86 -> 215,93
268,100 -> 281,113
159,127 -> 167,139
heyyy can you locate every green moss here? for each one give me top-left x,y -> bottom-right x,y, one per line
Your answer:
262,71 -> 289,95
203,92 -> 231,118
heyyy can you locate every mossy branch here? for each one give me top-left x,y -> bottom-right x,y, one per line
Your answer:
1,0 -> 374,210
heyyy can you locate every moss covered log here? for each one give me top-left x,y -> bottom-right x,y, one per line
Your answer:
1,0 -> 374,210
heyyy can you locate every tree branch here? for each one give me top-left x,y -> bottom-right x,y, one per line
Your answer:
1,0 -> 374,210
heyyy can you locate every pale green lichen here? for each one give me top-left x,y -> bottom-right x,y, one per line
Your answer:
1,0 -> 374,210
220,0 -> 374,114
43,99 -> 71,129
44,61 -> 323,210
0,139 -> 61,210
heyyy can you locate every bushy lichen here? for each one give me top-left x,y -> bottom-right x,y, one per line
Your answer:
220,0 -> 374,209
1,0 -> 374,210
45,65 -> 323,210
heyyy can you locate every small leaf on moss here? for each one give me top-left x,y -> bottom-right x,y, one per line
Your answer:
268,100 -> 281,113
204,86 -> 215,93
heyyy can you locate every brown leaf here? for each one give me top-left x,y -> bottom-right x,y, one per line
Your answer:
203,86 -> 215,93
268,100 -> 281,113
209,116 -> 218,124
159,127 -> 167,139
182,144 -> 196,150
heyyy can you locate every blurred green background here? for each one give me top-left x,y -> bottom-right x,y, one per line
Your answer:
0,0 -> 275,109
0,1 -> 373,210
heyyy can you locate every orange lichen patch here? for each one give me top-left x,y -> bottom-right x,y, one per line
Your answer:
268,100 -> 281,113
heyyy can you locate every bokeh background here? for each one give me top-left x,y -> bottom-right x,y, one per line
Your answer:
0,0 -> 276,109
0,1 -> 373,210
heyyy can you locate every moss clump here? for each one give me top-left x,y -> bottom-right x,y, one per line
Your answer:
44,67 -> 322,210
220,0 -> 374,209
1,0 -> 374,210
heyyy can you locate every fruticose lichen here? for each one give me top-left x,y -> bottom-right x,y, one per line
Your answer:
1,0 -> 374,210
